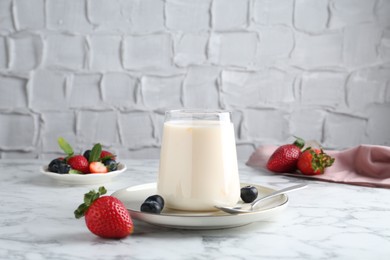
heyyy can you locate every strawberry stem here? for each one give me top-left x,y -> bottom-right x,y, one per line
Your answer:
310,150 -> 335,172
292,136 -> 305,149
74,186 -> 107,219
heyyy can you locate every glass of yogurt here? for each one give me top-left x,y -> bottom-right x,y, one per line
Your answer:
157,109 -> 240,211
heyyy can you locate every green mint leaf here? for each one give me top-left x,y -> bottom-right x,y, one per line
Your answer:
101,154 -> 115,162
58,137 -> 74,156
89,143 -> 102,162
69,169 -> 83,174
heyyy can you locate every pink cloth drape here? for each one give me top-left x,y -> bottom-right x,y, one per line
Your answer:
246,145 -> 390,188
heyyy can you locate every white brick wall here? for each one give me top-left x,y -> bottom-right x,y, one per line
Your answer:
0,0 -> 390,159
123,34 -> 173,69
294,0 -> 329,33
45,34 -> 86,69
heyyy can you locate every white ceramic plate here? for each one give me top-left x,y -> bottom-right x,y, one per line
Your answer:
40,163 -> 127,185
112,183 -> 288,230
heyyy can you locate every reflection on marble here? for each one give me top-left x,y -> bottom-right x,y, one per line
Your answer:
0,160 -> 389,259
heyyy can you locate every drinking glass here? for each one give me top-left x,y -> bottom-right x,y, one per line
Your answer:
157,110 -> 240,211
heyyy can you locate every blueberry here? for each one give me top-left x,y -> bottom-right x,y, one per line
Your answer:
48,158 -> 64,173
240,186 -> 258,203
145,195 -> 165,209
83,150 -> 91,161
57,162 -> 71,174
140,200 -> 162,214
104,159 -> 118,171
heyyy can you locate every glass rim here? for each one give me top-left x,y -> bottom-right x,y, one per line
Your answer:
165,109 -> 232,122
166,109 -> 232,116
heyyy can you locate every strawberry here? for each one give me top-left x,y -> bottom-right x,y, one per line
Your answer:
100,150 -> 116,161
68,155 -> 89,174
266,137 -> 305,173
89,161 -> 108,174
297,148 -> 335,175
74,187 -> 133,239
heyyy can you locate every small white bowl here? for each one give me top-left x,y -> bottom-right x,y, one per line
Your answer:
40,163 -> 127,185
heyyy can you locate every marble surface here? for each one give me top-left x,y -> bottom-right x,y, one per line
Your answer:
1,159 -> 389,260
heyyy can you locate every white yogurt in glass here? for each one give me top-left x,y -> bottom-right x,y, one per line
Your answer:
157,110 -> 240,211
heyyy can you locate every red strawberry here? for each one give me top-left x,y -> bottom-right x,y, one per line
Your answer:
74,187 -> 133,239
297,148 -> 335,175
267,137 -> 305,173
100,150 -> 116,161
68,155 -> 89,174
89,161 -> 108,174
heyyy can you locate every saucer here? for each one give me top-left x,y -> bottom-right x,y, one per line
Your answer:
40,163 -> 127,185
112,182 -> 288,229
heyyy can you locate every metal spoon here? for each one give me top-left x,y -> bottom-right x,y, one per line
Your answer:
215,183 -> 307,214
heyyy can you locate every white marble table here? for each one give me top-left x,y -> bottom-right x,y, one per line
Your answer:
1,159 -> 389,260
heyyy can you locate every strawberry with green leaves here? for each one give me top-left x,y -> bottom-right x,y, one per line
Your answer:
74,187 -> 133,239
297,148 -> 335,175
267,137 -> 305,173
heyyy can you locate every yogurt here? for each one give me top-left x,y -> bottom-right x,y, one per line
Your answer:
157,119 -> 240,211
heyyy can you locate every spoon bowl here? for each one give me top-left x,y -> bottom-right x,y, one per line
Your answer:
215,183 -> 307,214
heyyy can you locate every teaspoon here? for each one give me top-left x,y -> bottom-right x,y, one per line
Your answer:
215,183 -> 307,214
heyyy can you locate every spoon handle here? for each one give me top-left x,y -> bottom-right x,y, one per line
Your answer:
250,183 -> 307,209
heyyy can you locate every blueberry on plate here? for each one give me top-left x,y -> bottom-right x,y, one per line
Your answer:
140,200 -> 163,214
104,159 -> 118,171
240,186 -> 258,203
83,150 -> 91,161
48,158 -> 70,174
145,195 -> 165,209
57,162 -> 71,174
48,158 -> 64,173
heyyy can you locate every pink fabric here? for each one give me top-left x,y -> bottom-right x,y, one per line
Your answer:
246,145 -> 390,188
